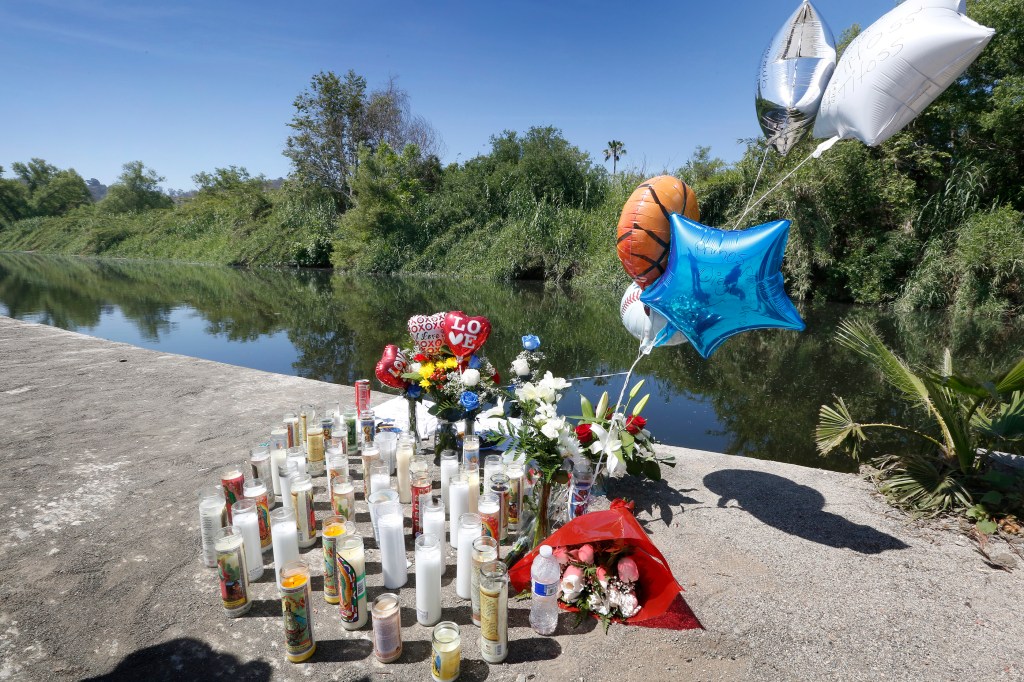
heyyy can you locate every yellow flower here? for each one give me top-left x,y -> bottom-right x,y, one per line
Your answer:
419,363 -> 434,379
419,379 -> 431,389
444,357 -> 458,369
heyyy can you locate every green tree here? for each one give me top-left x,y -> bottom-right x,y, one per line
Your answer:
678,145 -> 727,184
31,169 -> 92,216
603,140 -> 626,175
0,166 -> 31,226
10,158 -> 58,195
100,161 -> 173,214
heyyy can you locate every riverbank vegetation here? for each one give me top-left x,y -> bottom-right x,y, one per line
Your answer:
1,0 -> 1021,317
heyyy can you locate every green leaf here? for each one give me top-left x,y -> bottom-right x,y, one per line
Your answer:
595,392 -> 608,420
995,357 -> 1024,394
620,431 -> 635,449
815,398 -> 866,457
835,319 -> 931,407
632,394 -> 650,417
641,459 -> 662,481
581,395 -> 594,420
976,518 -> 998,534
629,380 -> 645,400
979,490 -> 1003,506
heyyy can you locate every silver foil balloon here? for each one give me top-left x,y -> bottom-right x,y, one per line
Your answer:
755,0 -> 836,155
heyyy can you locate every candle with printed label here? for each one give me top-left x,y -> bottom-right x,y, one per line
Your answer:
479,561 -> 509,663
290,473 -> 317,549
431,622 -> 461,682
321,516 -> 347,605
243,478 -> 272,552
471,536 -> 498,626
396,433 -> 415,503
371,592 -> 403,663
220,464 -> 245,524
279,559 -> 316,663
337,534 -> 368,629
215,526 -> 251,617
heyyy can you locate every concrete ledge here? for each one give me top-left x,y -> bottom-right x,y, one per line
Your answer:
0,315 -> 1021,681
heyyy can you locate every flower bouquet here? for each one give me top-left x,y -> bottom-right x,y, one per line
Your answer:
508,500 -> 700,630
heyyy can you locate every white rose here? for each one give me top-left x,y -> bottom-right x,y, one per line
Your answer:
410,362 -> 422,374
512,358 -> 531,377
462,368 -> 481,387
561,573 -> 585,602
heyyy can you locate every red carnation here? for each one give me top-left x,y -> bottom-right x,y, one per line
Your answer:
625,415 -> 647,435
575,423 -> 594,445
414,353 -> 427,362
492,372 -> 501,385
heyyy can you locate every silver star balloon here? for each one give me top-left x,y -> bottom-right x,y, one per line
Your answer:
755,0 -> 836,156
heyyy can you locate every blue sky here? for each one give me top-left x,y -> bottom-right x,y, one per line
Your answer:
0,0 -> 895,190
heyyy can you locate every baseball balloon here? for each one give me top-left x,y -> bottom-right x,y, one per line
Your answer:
620,282 -> 687,349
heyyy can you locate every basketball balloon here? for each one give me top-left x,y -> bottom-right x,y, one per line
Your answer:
616,175 -> 700,289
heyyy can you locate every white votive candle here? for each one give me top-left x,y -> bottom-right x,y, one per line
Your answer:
483,455 -> 503,497
231,499 -> 264,581
370,463 -> 391,497
440,451 -> 459,509
466,463 -> 479,515
270,445 -> 288,501
271,507 -> 300,591
448,474 -> 469,549
422,496 -> 447,578
456,512 -> 481,600
368,491 -> 400,543
415,533 -> 443,626
396,435 -> 414,504
379,511 -> 407,589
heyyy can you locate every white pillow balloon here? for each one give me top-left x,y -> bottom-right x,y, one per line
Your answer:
620,282 -> 687,352
813,0 -> 993,146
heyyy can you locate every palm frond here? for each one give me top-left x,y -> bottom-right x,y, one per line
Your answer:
996,357 -> 1024,394
974,391 -> 1024,442
879,455 -> 972,513
815,398 -> 865,457
834,319 -> 930,406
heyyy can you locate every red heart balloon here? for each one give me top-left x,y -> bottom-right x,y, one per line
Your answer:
375,344 -> 409,390
442,311 -> 491,359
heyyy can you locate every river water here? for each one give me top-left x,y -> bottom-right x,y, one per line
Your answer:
3,252 -> 1022,472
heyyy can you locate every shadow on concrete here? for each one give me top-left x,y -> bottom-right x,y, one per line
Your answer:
314,637 -> 373,662
84,637 -> 271,681
703,469 -> 909,554
608,476 -> 700,529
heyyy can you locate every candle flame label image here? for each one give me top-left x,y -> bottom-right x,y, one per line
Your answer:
218,546 -> 248,609
338,556 -> 362,622
281,578 -> 315,660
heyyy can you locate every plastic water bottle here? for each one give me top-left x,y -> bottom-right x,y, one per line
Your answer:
529,545 -> 561,635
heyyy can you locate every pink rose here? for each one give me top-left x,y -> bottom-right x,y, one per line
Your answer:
617,556 -> 639,583
552,546 -> 570,567
596,565 -> 610,588
577,543 -> 595,565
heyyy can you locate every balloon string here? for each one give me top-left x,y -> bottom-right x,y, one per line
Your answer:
593,348 -> 646,481
735,143 -> 772,230
732,146 -> 819,229
567,371 -> 631,382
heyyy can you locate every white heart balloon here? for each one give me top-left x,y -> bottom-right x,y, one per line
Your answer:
407,312 -> 447,354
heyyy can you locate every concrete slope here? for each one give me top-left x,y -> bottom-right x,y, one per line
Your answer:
0,316 -> 1021,681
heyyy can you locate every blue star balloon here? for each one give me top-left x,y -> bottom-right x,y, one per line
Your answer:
639,213 -> 805,359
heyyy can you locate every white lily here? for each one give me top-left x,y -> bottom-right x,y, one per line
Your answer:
588,422 -> 623,473
538,371 -> 571,393
479,397 -> 506,421
516,382 -> 542,403
540,415 -> 566,440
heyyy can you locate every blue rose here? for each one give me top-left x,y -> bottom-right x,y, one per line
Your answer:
460,390 -> 480,412
406,384 -> 422,399
522,334 -> 541,351
468,354 -> 482,370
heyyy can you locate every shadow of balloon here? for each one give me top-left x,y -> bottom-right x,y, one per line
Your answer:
607,476 -> 700,529
83,637 -> 272,681
703,469 -> 909,554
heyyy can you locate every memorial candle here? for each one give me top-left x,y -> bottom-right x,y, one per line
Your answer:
465,462 -> 479,515
231,499 -> 264,581
456,513 -> 481,600
220,464 -> 245,524
306,424 -> 325,476
214,526 -> 251,617
243,478 -> 272,552
414,534 -> 443,626
378,510 -> 407,589
411,471 -> 431,537
462,434 -> 480,469
279,559 -> 316,663
337,533 -> 368,630
198,485 -> 226,568
290,473 -> 317,549
331,478 -> 356,522
489,473 -> 511,541
279,461 -> 297,510
299,403 -> 316,447
330,414 -> 347,453
479,561 -> 509,663
375,431 -> 398,476
359,409 -> 376,452
448,474 -> 469,549
478,492 -> 500,558
395,434 -> 414,503
271,507 -> 300,591
283,412 -> 299,448
326,447 -> 347,489
343,407 -> 358,450
483,455 -> 503,497
422,496 -> 446,578
270,440 -> 288,501
506,462 -> 525,534
248,446 -> 272,489
439,451 -> 458,509
431,622 -> 461,682
361,445 -> 380,500
321,515 -> 347,605
370,463 -> 391,496
368,490 -> 399,544
286,447 -> 306,477
371,593 -> 403,663
471,536 -> 498,626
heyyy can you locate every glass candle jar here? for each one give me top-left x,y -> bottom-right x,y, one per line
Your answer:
361,445 -> 381,500
415,533 -> 443,626
440,450 -> 459,508
483,455 -> 503,498
290,473 -> 317,549
214,526 -> 251,617
321,515 -> 348,605
243,478 -> 272,552
359,409 -> 376,452
370,463 -> 391,496
375,431 -> 399,475
371,592 -> 403,663
478,492 -> 500,556
478,561 -> 509,663
248,445 -> 272,486
422,496 -> 446,577
395,433 -> 415,503
279,460 -> 297,510
283,412 -> 299,448
489,473 -> 510,541
337,534 -> 368,630
279,559 -> 316,663
198,485 -> 226,567
368,490 -> 400,544
411,471 -> 431,537
331,478 -> 356,522
306,425 -> 326,476
220,464 -> 245,524
465,462 -> 480,515
270,507 -> 299,591
379,506 -> 408,589
456,512 -> 482,600
431,621 -> 461,682
448,473 -> 469,549
506,462 -> 525,533
270,439 -> 289,501
299,403 -> 316,447
471,536 -> 498,626
326,447 -> 348,487
343,407 -> 358,450
231,499 -> 264,581
569,459 -> 595,519
461,434 -> 480,469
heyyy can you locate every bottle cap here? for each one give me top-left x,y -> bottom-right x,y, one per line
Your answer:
539,545 -> 553,558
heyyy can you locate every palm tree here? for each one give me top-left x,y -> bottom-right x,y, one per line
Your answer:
603,140 -> 626,175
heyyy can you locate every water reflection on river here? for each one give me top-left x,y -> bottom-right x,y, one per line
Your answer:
3,252 -> 1022,472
